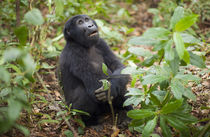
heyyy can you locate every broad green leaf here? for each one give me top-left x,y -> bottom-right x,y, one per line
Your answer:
150,93 -> 161,106
171,78 -> 184,99
169,113 -> 197,123
3,48 -> 21,62
181,33 -> 200,44
160,116 -> 172,137
55,0 -> 64,16
102,63 -> 108,76
160,99 -> 183,114
175,73 -> 201,82
64,130 -> 74,137
170,6 -> 184,29
8,99 -> 22,121
122,66 -> 145,75
143,27 -> 170,39
14,26 -> 28,46
183,50 -> 190,64
142,116 -> 158,137
189,51 -> 206,68
168,50 -> 179,75
128,36 -> 157,46
125,88 -> 144,96
128,47 -> 152,57
123,96 -> 143,107
0,67 -> 10,83
24,8 -> 44,25
175,14 -> 198,32
173,32 -> 185,59
127,109 -> 155,120
142,74 -> 169,85
183,87 -> 196,101
22,54 -> 36,73
164,40 -> 174,61
166,115 -> 190,136
0,88 -> 11,97
130,119 -> 144,127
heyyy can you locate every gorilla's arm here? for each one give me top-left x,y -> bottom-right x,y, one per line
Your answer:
97,39 -> 129,97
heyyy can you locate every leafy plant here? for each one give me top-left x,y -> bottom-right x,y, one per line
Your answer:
123,6 -> 206,137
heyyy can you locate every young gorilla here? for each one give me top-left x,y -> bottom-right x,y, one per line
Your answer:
59,15 -> 131,126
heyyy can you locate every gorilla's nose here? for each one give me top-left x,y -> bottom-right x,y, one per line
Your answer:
88,24 -> 94,28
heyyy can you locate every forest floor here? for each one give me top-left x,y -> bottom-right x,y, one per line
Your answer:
3,1 -> 210,137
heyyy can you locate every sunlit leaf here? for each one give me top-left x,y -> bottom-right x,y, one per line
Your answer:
8,99 -> 22,121
173,32 -> 185,59
0,67 -> 10,83
142,74 -> 169,85
55,0 -> 64,16
175,14 -> 198,32
24,8 -> 44,25
181,33 -> 200,44
102,63 -> 108,76
143,27 -> 170,39
164,40 -> 174,61
183,50 -> 190,64
3,48 -> 21,62
170,6 -> 184,29
128,47 -> 152,57
183,87 -> 196,101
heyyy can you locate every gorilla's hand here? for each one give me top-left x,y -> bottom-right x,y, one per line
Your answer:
95,86 -> 107,102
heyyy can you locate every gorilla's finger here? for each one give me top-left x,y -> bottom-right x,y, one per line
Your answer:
95,86 -> 104,93
95,92 -> 106,98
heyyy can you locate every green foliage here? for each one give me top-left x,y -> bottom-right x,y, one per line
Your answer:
124,5 -> 206,136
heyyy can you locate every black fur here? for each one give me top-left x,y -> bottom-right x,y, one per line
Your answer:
59,15 -> 130,126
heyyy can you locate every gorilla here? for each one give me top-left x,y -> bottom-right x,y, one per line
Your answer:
58,15 -> 131,126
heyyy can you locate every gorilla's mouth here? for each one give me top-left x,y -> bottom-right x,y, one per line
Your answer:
89,31 -> 98,37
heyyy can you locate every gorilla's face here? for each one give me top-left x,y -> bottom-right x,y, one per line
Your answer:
64,15 -> 99,47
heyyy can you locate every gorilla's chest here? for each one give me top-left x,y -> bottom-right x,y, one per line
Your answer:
88,47 -> 104,71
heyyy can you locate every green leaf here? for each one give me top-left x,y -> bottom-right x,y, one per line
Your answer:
160,116 -> 172,137
175,14 -> 198,32
142,74 -> 169,85
143,27 -> 170,39
22,54 -> 36,73
161,99 -> 183,114
142,116 -> 158,137
123,96 -> 143,107
181,33 -> 200,44
150,93 -> 161,106
128,47 -> 152,57
130,119 -> 145,127
164,40 -> 174,61
14,26 -> 28,46
189,51 -> 206,68
3,48 -> 21,62
0,88 -> 11,97
171,78 -> 184,99
170,6 -> 184,29
183,87 -> 196,101
15,124 -> 30,136
183,50 -> 190,64
127,109 -> 155,120
0,67 -> 10,83
24,8 -> 44,25
169,113 -> 197,123
142,55 -> 158,67
99,79 -> 110,91
102,63 -> 108,76
64,130 -> 74,137
8,99 -> 22,121
125,88 -> 144,96
173,32 -> 185,59
175,73 -> 201,82
55,0 -> 64,16
128,36 -> 157,46
168,50 -> 179,75
166,115 -> 190,136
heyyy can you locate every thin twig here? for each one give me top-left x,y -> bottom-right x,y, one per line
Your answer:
35,72 -> 78,137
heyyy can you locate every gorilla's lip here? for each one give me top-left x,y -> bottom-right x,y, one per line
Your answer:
89,31 -> 98,37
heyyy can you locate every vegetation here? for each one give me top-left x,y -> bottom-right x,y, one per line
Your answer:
0,0 -> 209,136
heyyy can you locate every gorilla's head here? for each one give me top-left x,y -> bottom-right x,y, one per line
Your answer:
64,15 -> 99,47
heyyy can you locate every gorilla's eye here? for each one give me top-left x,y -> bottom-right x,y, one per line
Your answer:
85,17 -> 89,22
78,19 -> 84,25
